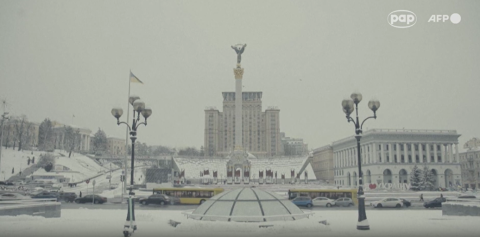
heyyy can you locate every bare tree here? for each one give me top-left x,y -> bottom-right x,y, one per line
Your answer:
20,122 -> 34,150
1,119 -> 12,148
64,126 -> 80,158
13,115 -> 29,151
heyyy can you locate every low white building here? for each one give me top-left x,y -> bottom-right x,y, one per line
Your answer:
333,129 -> 462,190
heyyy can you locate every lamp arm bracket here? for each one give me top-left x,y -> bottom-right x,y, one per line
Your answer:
116,121 -> 132,131
360,115 -> 377,130
347,116 -> 358,127
134,122 -> 147,130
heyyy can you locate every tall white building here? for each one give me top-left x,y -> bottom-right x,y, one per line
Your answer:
332,129 -> 462,189
204,92 -> 283,157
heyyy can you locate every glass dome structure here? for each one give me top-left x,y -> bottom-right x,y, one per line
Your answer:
186,188 -> 311,222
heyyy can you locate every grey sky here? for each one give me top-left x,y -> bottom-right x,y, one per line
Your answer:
0,0 -> 479,151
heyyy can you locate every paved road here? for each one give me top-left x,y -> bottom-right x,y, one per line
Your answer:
60,202 -> 436,211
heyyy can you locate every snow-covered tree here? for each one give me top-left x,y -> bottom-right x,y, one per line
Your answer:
419,164 -> 436,191
178,147 -> 201,156
409,164 -> 422,190
93,128 -> 107,153
38,153 -> 55,172
38,118 -> 54,151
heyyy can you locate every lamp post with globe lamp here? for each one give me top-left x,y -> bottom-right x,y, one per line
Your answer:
111,95 -> 152,237
341,92 -> 380,231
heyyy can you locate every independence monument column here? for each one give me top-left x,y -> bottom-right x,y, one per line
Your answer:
232,44 -> 247,151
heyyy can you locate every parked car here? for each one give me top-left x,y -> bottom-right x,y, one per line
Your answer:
74,195 -> 107,204
372,198 -> 403,208
400,198 -> 411,207
291,196 -> 313,208
335,197 -> 354,207
457,195 -> 476,199
312,197 -> 336,207
58,192 -> 77,202
0,193 -> 32,201
139,194 -> 172,206
423,197 -> 446,208
32,192 -> 59,201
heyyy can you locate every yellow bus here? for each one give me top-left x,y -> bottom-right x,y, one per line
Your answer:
152,187 -> 224,205
288,189 -> 358,205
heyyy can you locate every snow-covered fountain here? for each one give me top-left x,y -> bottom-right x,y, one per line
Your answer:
169,187 -> 330,237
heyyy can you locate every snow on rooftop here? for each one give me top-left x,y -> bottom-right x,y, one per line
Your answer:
173,156 -> 316,180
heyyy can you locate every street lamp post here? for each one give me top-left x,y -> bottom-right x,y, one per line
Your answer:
112,95 -> 152,237
341,92 -> 380,231
0,101 -> 9,176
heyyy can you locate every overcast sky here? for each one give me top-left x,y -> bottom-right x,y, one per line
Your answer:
0,0 -> 479,151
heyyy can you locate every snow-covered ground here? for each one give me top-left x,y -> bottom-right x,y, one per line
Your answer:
0,148 -> 148,198
0,148 -> 111,182
1,209 -> 480,237
32,150 -> 111,183
0,148 -> 39,181
61,166 -> 146,199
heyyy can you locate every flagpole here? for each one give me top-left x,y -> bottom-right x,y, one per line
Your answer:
124,71 -> 131,200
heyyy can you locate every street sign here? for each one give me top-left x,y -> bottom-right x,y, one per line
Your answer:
86,179 -> 90,184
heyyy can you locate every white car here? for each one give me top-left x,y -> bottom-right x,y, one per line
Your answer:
312,197 -> 336,207
0,193 -> 32,201
371,198 -> 403,208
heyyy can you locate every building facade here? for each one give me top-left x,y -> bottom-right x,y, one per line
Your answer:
281,133 -> 309,156
312,145 -> 334,184
52,124 -> 91,152
460,148 -> 480,190
459,138 -> 480,189
204,92 -> 283,157
332,129 -> 462,189
107,137 -> 126,156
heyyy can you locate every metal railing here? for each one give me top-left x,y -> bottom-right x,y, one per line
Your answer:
365,129 -> 457,134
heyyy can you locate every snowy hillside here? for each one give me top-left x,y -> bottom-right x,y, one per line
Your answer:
30,150 -> 110,183
0,148 -> 42,181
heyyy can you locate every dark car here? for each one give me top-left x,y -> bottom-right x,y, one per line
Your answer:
58,192 -> 77,202
74,195 -> 107,204
400,198 -> 411,207
32,192 -> 59,201
424,197 -> 446,208
0,181 -> 14,186
139,194 -> 172,206
458,195 -> 476,199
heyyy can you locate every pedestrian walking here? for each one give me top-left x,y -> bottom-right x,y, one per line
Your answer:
79,191 -> 82,198
420,194 -> 424,202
